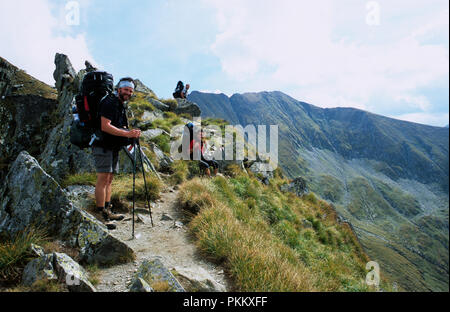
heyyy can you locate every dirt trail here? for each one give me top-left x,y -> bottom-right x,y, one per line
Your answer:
95,188 -> 230,292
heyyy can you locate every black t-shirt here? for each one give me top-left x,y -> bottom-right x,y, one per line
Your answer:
95,94 -> 129,150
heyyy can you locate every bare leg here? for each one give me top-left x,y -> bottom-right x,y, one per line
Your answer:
105,173 -> 114,203
95,173 -> 110,208
205,168 -> 211,177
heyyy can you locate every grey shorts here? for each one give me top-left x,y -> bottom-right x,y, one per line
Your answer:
92,146 -> 120,174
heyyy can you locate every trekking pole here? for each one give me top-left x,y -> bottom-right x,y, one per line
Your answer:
136,138 -> 154,227
132,138 -> 137,239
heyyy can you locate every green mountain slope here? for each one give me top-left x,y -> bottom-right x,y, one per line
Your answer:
188,90 -> 449,291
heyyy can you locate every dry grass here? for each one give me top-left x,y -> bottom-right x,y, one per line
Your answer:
178,175 -> 377,292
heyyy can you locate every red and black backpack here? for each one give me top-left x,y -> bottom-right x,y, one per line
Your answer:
70,71 -> 114,149
76,71 -> 114,129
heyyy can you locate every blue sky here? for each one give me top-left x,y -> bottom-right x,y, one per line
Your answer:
1,0 -> 448,126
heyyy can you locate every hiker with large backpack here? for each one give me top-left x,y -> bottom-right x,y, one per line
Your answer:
92,77 -> 141,228
173,81 -> 184,98
185,123 -> 219,177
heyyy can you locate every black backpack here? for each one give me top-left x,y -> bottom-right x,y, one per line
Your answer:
70,71 -> 114,149
173,81 -> 184,98
179,122 -> 194,156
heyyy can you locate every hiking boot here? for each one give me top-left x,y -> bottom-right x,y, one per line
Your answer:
105,222 -> 117,230
102,208 -> 125,221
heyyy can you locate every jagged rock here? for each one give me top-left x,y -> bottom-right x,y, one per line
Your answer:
129,277 -> 154,292
280,177 -> 308,197
53,252 -> 96,292
30,244 -> 46,257
53,53 -> 77,95
147,97 -> 170,111
142,128 -> 169,141
22,252 -> 96,292
22,254 -> 58,287
65,185 -> 96,210
129,258 -> 185,292
174,266 -> 226,292
0,95 -> 58,182
137,110 -> 164,128
67,208 -> 134,265
151,143 -> 173,173
134,79 -> 155,95
174,99 -> 201,117
249,161 -> 274,181
0,57 -> 14,97
84,61 -> 97,72
0,151 -> 134,266
39,54 -> 95,184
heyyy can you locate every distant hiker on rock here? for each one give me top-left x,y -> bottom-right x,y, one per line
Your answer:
93,77 -> 141,228
173,81 -> 190,99
182,83 -> 190,99
189,128 -> 219,177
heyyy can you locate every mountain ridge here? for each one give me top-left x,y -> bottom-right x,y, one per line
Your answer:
188,89 -> 449,292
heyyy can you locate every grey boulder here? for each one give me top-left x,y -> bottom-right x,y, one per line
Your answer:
129,258 -> 185,292
0,151 -> 134,266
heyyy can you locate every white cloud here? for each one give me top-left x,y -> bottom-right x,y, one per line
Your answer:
205,0 -> 449,120
0,0 -> 97,86
394,95 -> 431,111
391,112 -> 449,127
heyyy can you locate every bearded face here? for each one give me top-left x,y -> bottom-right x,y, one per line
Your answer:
118,86 -> 134,102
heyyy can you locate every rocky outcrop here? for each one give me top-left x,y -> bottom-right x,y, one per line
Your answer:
147,97 -> 170,112
129,277 -> 154,292
22,254 -> 58,287
174,266 -> 226,292
150,142 -> 173,173
22,251 -> 96,292
129,258 -> 185,292
0,151 -> 134,266
142,128 -> 169,141
248,161 -> 275,184
134,79 -> 155,96
280,177 -> 308,197
175,99 -> 201,117
0,57 -> 14,98
0,95 -> 58,174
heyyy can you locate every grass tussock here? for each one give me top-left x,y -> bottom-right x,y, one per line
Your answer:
110,173 -> 163,211
0,227 -> 49,286
178,172 -> 380,292
61,172 -> 97,188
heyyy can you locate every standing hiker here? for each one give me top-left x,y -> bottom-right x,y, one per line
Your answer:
92,77 -> 141,229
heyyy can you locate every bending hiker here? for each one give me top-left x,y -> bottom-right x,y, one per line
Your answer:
93,77 -> 141,228
173,81 -> 190,99
182,83 -> 190,99
190,129 -> 219,177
